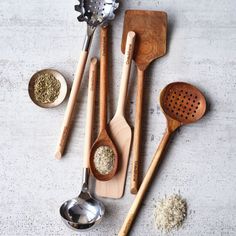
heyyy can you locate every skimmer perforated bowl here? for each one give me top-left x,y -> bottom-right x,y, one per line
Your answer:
160,82 -> 206,125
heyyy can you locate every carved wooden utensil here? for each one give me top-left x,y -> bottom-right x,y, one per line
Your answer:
95,31 -> 136,198
118,82 -> 206,236
121,10 -> 168,194
90,26 -> 118,181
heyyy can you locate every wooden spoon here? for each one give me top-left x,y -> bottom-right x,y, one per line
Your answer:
118,82 -> 206,236
95,31 -> 136,198
121,10 -> 168,194
90,26 -> 118,181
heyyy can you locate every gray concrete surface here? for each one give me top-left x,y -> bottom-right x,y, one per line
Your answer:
0,0 -> 236,235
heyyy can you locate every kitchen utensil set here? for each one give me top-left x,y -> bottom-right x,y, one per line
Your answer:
55,2 -> 207,234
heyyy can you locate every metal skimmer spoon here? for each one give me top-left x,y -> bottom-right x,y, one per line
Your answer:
55,0 -> 119,159
60,59 -> 105,231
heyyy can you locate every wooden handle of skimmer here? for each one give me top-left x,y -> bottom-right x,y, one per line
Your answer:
100,26 -> 108,130
131,68 -> 145,194
116,31 -> 136,116
83,58 -> 98,168
55,51 -> 89,159
118,130 -> 171,236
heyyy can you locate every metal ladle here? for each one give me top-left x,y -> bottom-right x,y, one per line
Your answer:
60,58 -> 105,231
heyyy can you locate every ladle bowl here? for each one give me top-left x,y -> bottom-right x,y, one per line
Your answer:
59,170 -> 105,231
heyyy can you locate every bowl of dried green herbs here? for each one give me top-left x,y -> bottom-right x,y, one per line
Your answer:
28,69 -> 68,108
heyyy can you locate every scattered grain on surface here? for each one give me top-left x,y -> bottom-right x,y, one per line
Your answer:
154,194 -> 187,232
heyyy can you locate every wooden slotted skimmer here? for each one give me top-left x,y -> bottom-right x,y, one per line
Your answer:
118,82 -> 206,236
121,10 -> 167,194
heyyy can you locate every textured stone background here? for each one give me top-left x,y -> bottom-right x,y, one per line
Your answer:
0,0 -> 236,235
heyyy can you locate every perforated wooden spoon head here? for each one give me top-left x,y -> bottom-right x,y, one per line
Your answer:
90,129 -> 118,181
160,82 -> 206,131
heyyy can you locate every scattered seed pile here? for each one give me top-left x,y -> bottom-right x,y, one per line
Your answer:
34,73 -> 61,104
94,146 -> 114,175
154,194 -> 187,232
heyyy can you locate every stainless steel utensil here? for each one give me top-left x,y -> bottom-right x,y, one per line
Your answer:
55,0 -> 119,159
60,169 -> 105,231
59,58 -> 105,231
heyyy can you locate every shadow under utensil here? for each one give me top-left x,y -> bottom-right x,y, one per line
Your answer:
166,15 -> 175,55
193,84 -> 212,119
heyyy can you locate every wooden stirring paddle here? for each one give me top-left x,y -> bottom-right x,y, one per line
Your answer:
90,26 -> 118,181
95,31 -> 136,198
118,82 -> 206,236
121,10 -> 167,194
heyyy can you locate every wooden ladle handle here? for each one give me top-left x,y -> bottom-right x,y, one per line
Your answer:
83,58 -> 98,168
118,130 -> 171,236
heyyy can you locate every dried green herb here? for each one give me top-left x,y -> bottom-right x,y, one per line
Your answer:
34,73 -> 61,104
94,146 -> 115,175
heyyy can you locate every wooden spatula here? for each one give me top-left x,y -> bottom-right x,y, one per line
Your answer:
121,10 -> 167,194
95,31 -> 136,198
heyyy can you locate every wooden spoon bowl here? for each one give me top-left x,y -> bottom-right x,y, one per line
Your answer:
90,130 -> 118,181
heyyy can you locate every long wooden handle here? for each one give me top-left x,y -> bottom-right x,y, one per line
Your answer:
118,130 -> 171,236
131,68 -> 145,194
100,26 -> 108,130
55,51 -> 88,159
83,58 -> 98,168
116,31 -> 136,116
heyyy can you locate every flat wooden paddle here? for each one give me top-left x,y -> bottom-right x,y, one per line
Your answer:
121,10 -> 167,194
95,31 -> 136,198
